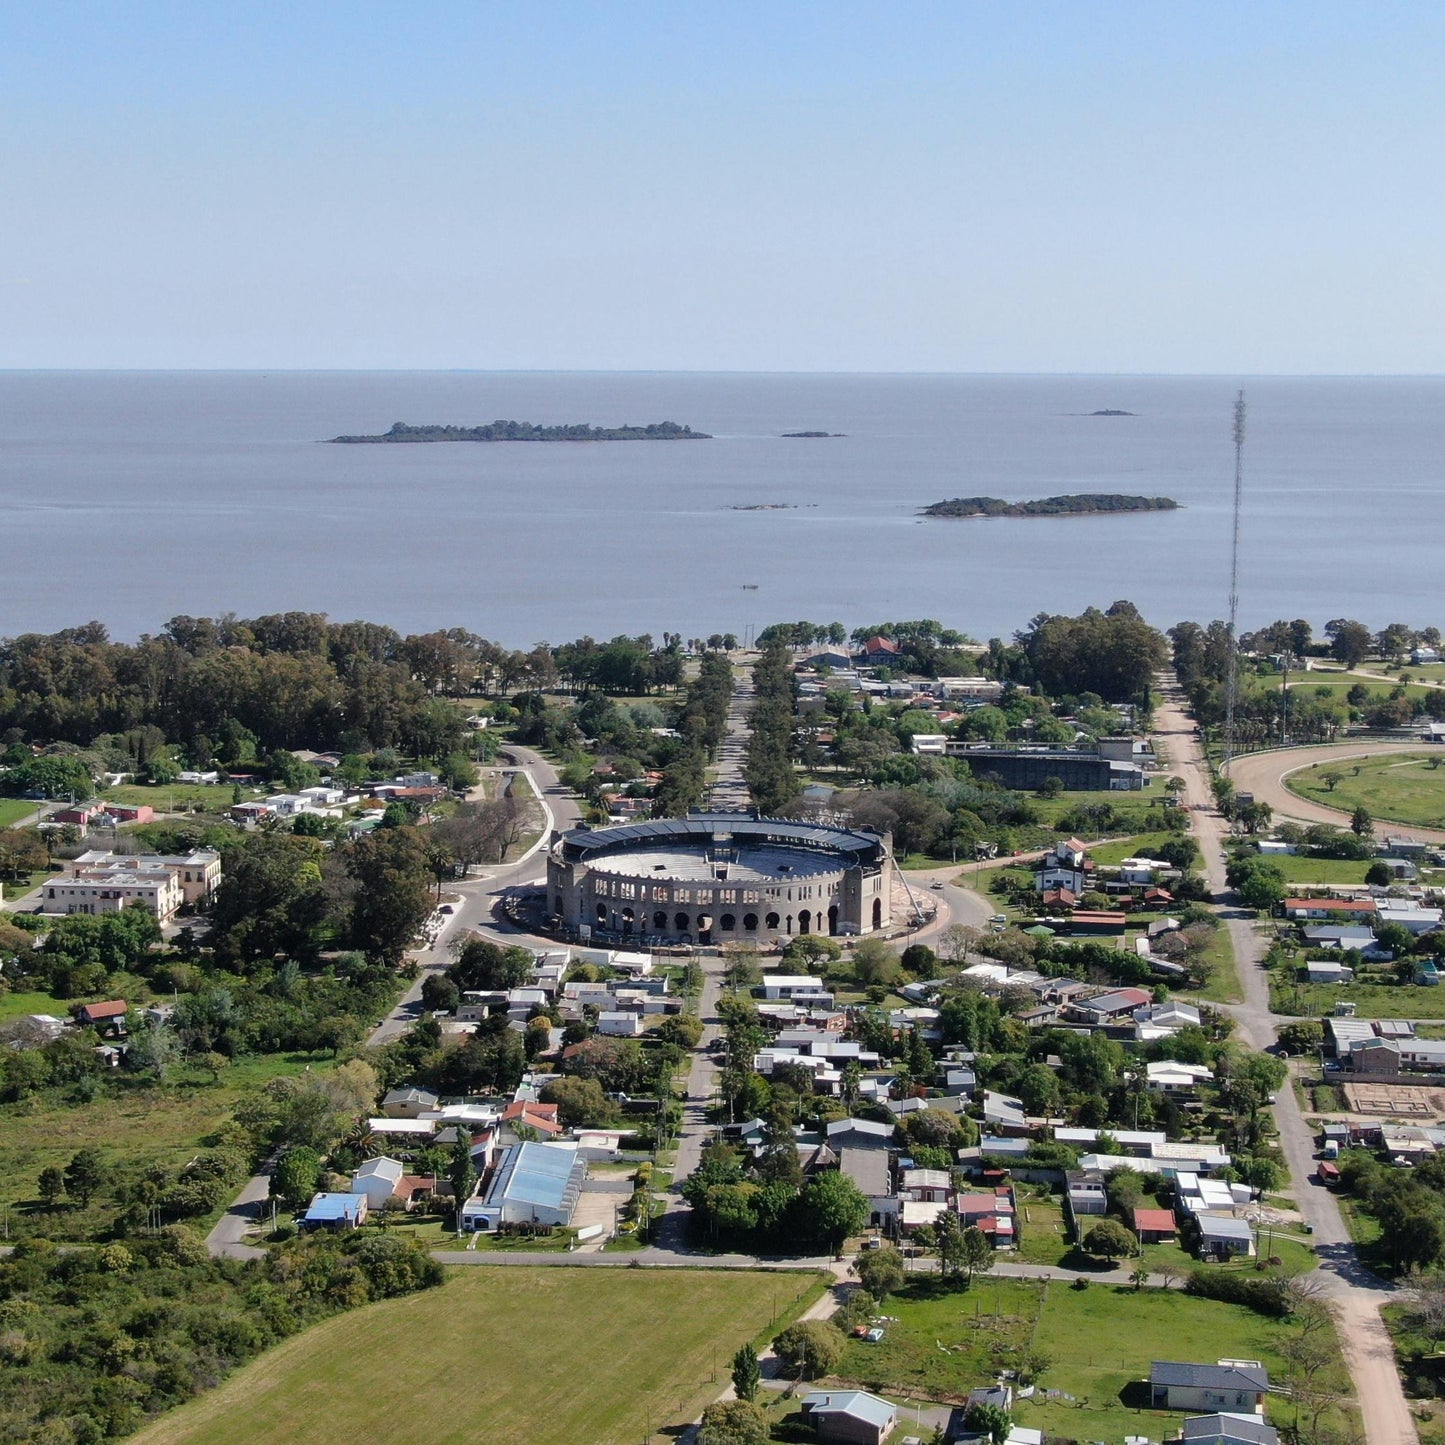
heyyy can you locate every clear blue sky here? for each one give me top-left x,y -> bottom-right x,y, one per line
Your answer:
4,2 -> 1444,371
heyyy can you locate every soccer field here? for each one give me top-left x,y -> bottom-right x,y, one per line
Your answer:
131,1265 -> 826,1445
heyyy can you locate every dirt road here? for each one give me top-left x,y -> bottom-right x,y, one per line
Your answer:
1154,679 -> 1419,1445
1225,740 -> 1445,843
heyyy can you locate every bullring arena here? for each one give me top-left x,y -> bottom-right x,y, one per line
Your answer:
545,812 -> 895,947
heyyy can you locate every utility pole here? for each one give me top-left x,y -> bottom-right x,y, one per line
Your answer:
1222,390 -> 1247,775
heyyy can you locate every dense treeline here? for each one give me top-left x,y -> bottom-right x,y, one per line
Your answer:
744,641 -> 801,814
1172,615 -> 1445,741
0,1230 -> 441,1441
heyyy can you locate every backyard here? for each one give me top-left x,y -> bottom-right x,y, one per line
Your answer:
830,1274 -> 1352,1441
131,1265 -> 827,1445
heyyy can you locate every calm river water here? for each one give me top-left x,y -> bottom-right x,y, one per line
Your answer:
1,371 -> 1440,646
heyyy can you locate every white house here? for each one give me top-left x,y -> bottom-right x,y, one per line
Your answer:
1147,1060 -> 1214,1094
1150,1361 -> 1269,1415
350,1156 -> 405,1210
596,1011 -> 643,1037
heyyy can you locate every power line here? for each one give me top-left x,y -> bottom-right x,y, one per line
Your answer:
1222,390 -> 1246,773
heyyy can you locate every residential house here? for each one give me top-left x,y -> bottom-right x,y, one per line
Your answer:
1070,911 -> 1128,937
1065,1171 -> 1108,1217
840,1148 -> 896,1228
1149,1361 -> 1269,1415
1133,1206 -> 1177,1242
1302,925 -> 1377,951
1074,987 -> 1152,1024
501,1100 -> 564,1138
982,1091 -> 1029,1136
1282,897 -> 1376,921
460,1139 -> 585,1232
825,1118 -> 895,1151
954,1188 -> 1016,1247
350,1157 -> 406,1210
1375,903 -> 1443,935
301,1192 -> 369,1231
1304,959 -> 1354,984
800,1389 -> 897,1445
73,999 -> 128,1031
597,1011 -> 643,1037
1195,1216 -> 1255,1260
382,1086 -> 440,1119
1147,1060 -> 1214,1094
1036,838 -> 1091,894
1181,1414 -> 1279,1445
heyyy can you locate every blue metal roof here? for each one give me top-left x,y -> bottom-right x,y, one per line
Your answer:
304,1192 -> 368,1222
485,1141 -> 584,1214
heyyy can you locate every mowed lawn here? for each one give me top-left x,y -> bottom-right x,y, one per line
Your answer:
1287,753 -> 1445,830
0,798 -> 38,827
133,1267 -> 827,1445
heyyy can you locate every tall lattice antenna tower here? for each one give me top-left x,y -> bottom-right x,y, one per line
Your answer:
1222,389 -> 1247,773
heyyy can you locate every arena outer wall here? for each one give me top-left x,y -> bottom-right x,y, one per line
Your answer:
545,812 -> 895,947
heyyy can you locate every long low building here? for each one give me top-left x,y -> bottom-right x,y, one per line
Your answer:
460,1139 -> 586,1233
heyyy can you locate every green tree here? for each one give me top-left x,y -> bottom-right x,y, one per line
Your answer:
699,1399 -> 769,1445
772,1319 -> 846,1379
856,1245 -> 906,1303
447,1131 -> 477,1230
1350,805 -> 1374,839
964,1401 -> 1013,1445
345,827 -> 434,965
960,1225 -> 994,1283
64,1147 -> 103,1207
798,1170 -> 869,1250
271,1146 -> 322,1207
37,1165 -> 65,1208
1082,1218 -> 1138,1260
852,937 -> 902,988
730,1342 -> 762,1403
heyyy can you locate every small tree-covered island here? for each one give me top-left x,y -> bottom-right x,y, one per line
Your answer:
330,419 -> 709,442
922,491 -> 1179,518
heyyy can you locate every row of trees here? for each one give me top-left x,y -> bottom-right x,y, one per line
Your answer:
744,641 -> 801,814
651,653 -> 734,816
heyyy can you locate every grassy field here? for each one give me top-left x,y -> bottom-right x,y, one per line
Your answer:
0,1053 -> 331,1236
0,989 -> 66,1022
132,1266 -> 826,1445
1265,852 -> 1375,885
1286,753 -> 1445,830
0,798 -> 38,827
102,782 -> 246,811
1270,973 -> 1445,1019
833,1275 -> 1350,1440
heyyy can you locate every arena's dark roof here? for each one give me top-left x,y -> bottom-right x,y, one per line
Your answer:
553,812 -> 888,867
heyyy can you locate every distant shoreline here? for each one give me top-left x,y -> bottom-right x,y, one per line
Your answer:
331,419 -> 709,443
922,493 -> 1179,519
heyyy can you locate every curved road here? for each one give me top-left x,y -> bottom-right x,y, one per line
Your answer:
1155,680 -> 1418,1445
1226,740 -> 1445,843
208,744 -> 582,1259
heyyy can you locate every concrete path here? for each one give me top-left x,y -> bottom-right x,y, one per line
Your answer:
205,1160 -> 272,1261
1154,677 -> 1419,1445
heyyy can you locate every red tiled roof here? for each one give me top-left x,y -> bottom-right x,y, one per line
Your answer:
78,1000 -> 128,1019
1133,1207 -> 1177,1233
1284,897 -> 1374,912
865,636 -> 900,653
